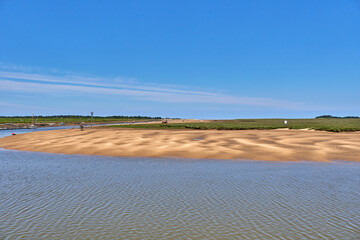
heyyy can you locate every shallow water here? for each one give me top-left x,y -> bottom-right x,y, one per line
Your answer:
0,149 -> 359,239
0,121 -> 156,138
0,126 -> 76,139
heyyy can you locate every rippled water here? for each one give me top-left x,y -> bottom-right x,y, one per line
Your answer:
0,149 -> 359,239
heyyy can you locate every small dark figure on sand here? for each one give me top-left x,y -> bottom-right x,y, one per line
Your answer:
80,123 -> 84,131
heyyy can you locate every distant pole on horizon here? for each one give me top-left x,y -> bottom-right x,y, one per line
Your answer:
91,112 -> 94,127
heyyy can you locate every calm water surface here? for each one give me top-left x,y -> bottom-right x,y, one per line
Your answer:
0,129 -> 359,239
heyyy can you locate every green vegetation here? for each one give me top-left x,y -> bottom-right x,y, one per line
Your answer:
107,118 -> 360,132
316,115 -> 359,119
0,115 -> 161,124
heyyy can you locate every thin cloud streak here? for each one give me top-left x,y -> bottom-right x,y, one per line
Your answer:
1,79 -> 311,110
0,70 -> 216,96
0,101 -> 43,109
0,69 -> 314,110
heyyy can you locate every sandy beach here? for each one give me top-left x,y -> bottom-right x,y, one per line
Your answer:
0,128 -> 359,162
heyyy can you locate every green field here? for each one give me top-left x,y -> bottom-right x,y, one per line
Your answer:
0,115 -> 161,124
107,118 -> 360,132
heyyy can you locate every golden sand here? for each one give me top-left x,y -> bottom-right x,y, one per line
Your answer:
0,128 -> 359,162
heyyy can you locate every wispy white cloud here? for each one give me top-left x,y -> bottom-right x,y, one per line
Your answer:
0,66 -> 309,109
0,69 -> 214,96
0,101 -> 43,109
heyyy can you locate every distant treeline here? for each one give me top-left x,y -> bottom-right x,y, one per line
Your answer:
316,115 -> 359,119
0,115 -> 161,119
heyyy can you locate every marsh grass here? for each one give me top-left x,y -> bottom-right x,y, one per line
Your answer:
107,118 -> 360,132
0,116 -> 160,124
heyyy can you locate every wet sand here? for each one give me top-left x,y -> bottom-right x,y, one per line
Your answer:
0,128 -> 359,161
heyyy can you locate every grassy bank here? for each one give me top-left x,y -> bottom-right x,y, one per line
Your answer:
0,115 -> 161,124
107,118 -> 360,132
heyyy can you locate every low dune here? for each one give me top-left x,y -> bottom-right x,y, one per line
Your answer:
0,128 -> 359,161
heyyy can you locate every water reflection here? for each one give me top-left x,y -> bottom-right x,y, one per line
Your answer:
1,150 -> 359,239
0,126 -> 76,138
0,121 -> 157,138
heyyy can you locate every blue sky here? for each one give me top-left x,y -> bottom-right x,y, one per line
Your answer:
0,0 -> 359,118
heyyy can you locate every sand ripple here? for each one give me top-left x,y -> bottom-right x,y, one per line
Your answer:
0,128 -> 359,161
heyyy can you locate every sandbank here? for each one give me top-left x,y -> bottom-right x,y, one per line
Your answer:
0,128 -> 359,162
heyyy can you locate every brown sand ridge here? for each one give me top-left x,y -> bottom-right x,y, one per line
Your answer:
0,128 -> 359,162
